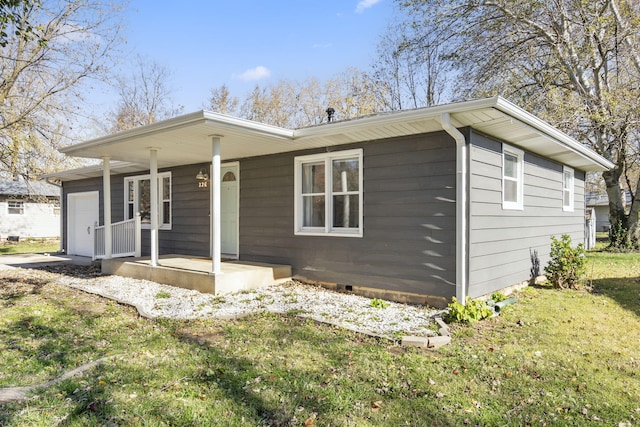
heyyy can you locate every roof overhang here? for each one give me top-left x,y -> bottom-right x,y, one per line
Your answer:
45,96 -> 614,181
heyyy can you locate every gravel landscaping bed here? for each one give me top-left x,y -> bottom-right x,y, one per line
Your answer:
9,264 -> 440,339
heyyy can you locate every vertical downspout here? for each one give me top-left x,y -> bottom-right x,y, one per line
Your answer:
440,113 -> 468,304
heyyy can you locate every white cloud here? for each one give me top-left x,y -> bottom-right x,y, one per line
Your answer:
355,0 -> 382,13
236,66 -> 271,81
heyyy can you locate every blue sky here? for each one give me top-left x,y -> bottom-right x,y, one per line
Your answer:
115,0 -> 397,112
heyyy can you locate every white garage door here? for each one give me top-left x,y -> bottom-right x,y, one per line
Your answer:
67,191 -> 99,257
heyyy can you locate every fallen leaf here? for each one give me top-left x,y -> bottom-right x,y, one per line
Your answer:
372,400 -> 383,412
304,413 -> 317,426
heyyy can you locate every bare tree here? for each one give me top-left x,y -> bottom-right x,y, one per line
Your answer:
0,0 -> 124,178
106,56 -> 183,132
398,0 -> 640,248
229,69 -> 385,128
372,21 -> 449,110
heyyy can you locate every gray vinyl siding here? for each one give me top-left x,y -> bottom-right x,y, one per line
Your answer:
62,164 -> 211,257
468,130 -> 586,297
240,132 -> 458,299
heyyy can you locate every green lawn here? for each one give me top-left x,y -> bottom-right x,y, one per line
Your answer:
0,239 -> 59,255
0,250 -> 639,426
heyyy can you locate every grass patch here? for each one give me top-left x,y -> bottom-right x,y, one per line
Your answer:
155,290 -> 171,299
0,239 -> 60,255
1,252 -> 639,426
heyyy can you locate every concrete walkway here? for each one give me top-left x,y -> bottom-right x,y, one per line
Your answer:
0,253 -> 94,269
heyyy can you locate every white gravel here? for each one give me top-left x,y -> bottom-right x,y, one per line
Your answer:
56,273 -> 440,338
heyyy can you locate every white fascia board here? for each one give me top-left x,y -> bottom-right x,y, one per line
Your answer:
40,161 -> 147,181
60,111 -> 208,154
492,98 -> 615,171
61,111 -> 295,156
201,111 -> 295,139
292,97 -> 503,140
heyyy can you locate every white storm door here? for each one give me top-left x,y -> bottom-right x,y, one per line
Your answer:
220,164 -> 239,257
67,191 -> 99,257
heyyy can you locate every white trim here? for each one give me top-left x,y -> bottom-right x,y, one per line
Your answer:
149,149 -> 159,267
103,157 -> 112,259
60,111 -> 294,154
7,199 -> 24,215
502,144 -> 524,211
123,171 -> 172,230
211,136 -> 222,274
294,149 -> 363,237
562,166 -> 575,212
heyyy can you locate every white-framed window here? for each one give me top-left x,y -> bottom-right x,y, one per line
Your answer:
562,166 -> 574,212
294,149 -> 363,237
124,172 -> 172,229
502,144 -> 524,210
7,200 -> 24,215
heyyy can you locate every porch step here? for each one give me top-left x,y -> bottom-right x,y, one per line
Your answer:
101,255 -> 291,295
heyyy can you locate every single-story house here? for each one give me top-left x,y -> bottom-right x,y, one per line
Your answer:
0,179 -> 61,240
586,190 -> 632,232
43,97 -> 613,307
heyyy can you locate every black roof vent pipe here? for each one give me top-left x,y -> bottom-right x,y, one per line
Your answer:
326,107 -> 335,123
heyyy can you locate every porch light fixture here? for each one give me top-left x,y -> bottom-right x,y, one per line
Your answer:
196,168 -> 209,181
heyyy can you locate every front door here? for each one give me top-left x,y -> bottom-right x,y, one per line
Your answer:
67,191 -> 99,257
220,164 -> 239,257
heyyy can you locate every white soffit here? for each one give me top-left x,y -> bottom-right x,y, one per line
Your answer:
53,97 -> 613,181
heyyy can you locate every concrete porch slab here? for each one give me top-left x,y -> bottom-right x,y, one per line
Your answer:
101,255 -> 291,295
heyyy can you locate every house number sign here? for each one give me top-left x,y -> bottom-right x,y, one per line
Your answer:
198,181 -> 208,188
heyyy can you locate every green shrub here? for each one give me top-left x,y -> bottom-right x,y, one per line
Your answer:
608,219 -> 638,251
445,297 -> 493,324
491,292 -> 507,303
544,234 -> 586,289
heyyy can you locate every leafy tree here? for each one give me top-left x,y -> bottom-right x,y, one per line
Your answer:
0,0 -> 40,47
396,0 -> 640,248
0,0 -> 125,178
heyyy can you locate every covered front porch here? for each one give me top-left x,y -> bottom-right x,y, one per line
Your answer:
102,255 -> 292,295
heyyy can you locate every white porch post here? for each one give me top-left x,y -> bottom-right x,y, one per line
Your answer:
149,148 -> 159,267
102,157 -> 112,259
210,135 -> 222,274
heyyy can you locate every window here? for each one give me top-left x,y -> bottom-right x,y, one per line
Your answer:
295,149 -> 363,237
7,200 -> 24,215
502,145 -> 524,210
124,172 -> 171,229
562,166 -> 574,212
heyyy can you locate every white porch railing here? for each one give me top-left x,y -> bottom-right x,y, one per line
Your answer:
93,213 -> 141,260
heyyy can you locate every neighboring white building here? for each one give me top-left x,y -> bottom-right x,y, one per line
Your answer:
0,179 -> 61,239
585,190 -> 632,232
